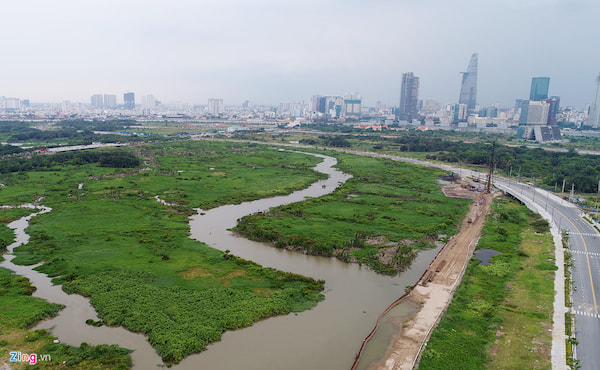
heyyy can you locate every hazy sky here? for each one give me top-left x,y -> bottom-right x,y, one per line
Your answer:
2,0 -> 599,108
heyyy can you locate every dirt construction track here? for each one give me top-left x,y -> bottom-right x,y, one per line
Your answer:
358,189 -> 494,370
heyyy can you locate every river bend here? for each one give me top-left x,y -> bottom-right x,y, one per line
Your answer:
1,152 -> 439,369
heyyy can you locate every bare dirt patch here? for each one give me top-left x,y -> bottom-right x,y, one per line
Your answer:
365,236 -> 390,245
440,184 -> 479,199
178,266 -> 213,279
222,270 -> 247,279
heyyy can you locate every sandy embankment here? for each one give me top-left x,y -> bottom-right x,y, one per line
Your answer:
363,185 -> 494,370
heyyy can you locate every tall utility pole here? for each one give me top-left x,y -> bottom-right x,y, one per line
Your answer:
596,180 -> 600,215
485,142 -> 495,194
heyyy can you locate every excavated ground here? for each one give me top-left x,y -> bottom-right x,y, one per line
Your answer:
364,183 -> 495,370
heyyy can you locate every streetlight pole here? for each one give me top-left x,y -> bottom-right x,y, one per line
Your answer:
594,180 -> 600,215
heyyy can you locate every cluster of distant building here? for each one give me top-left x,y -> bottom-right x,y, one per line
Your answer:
2,52 -> 600,143
90,92 -> 155,113
394,54 -> 600,141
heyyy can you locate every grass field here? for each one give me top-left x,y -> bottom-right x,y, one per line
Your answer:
235,151 -> 471,274
0,140 -> 329,364
418,196 -> 555,369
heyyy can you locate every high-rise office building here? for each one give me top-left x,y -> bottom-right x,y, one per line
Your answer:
459,53 -> 478,114
91,94 -> 103,107
398,72 -> 419,121
589,73 -> 600,128
124,92 -> 135,109
529,77 -> 550,101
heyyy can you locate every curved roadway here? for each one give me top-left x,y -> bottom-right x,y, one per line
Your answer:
494,177 -> 599,370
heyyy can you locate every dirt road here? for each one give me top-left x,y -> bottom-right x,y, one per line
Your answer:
361,188 -> 494,370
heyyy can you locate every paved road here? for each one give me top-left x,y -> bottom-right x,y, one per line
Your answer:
494,177 -> 600,370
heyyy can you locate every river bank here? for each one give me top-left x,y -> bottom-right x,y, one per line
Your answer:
0,149 -> 447,370
355,192 -> 493,369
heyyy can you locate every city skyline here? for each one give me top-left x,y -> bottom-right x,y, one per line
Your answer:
1,0 -> 599,108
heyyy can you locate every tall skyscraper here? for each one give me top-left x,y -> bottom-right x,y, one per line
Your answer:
529,77 -> 550,101
124,92 -> 135,109
398,72 -> 419,121
589,73 -> 600,128
458,53 -> 478,114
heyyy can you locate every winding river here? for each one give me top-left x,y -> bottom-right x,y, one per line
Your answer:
1,152 -> 440,369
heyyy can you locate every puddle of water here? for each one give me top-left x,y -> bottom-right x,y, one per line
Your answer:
474,248 -> 503,265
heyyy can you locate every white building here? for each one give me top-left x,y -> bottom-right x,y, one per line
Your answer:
526,100 -> 550,125
1,97 -> 20,111
207,98 -> 224,115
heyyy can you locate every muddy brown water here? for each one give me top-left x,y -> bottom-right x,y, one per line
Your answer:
1,152 -> 441,369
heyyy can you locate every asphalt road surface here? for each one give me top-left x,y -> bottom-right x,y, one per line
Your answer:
495,177 -> 600,370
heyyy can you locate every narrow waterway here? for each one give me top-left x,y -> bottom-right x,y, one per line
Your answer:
0,206 -> 164,369
181,153 -> 441,370
1,152 -> 441,369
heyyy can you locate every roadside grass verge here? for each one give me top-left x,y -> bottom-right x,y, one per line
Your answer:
418,196 -> 554,369
234,151 -> 471,274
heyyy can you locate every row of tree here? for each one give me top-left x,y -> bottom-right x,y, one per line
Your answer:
300,131 -> 600,194
0,149 -> 140,173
